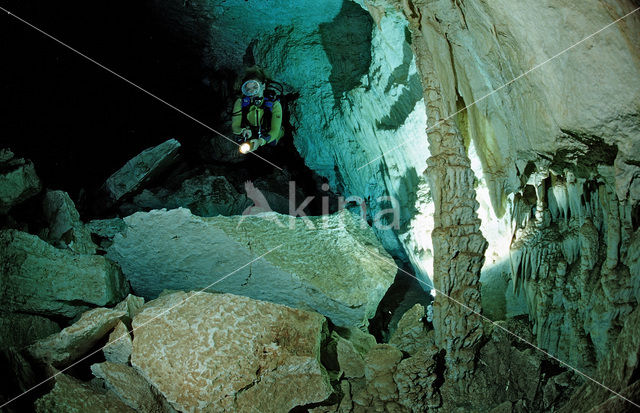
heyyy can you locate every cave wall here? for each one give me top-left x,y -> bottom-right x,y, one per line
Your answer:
146,0 -> 640,375
250,2 -> 434,281
378,0 -> 640,375
150,0 -> 437,286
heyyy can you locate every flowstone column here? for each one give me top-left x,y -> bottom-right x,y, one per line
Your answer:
399,0 -> 488,381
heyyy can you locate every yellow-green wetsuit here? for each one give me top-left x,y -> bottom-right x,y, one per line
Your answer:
232,98 -> 284,144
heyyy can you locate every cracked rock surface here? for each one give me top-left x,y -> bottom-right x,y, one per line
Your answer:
130,291 -> 333,412
107,207 -> 396,327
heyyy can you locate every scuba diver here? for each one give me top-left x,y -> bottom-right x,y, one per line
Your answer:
232,78 -> 285,154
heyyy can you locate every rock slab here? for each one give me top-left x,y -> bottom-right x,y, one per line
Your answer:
121,174 -> 250,217
0,229 -> 129,317
42,190 -> 97,254
0,312 -> 60,350
0,151 -> 41,214
34,373 -> 135,413
108,208 -> 396,327
102,138 -> 181,204
130,291 -> 333,412
28,307 -> 126,367
91,362 -> 168,413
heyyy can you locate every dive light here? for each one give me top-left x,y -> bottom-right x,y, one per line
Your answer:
239,138 -> 265,154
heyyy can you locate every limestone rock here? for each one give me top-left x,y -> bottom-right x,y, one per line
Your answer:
107,208 -> 396,327
334,332 -> 365,379
0,230 -> 129,318
130,291 -> 333,412
151,0 -> 434,282
559,305 -> 640,412
387,0 -> 640,211
114,294 -> 145,325
489,401 -> 514,413
28,307 -> 126,367
103,321 -> 132,364
334,326 -> 378,355
398,2 -> 488,382
42,190 -> 97,254
351,344 -> 403,410
436,318 -> 579,412
587,380 -> 640,413
150,0 -> 347,71
363,344 -> 403,400
34,373 -> 135,413
0,312 -> 60,350
101,139 -> 181,205
359,0 -> 640,390
0,346 -> 42,411
251,7 -> 434,274
91,362 -> 167,412
0,148 -> 13,163
393,348 -> 439,412
389,303 -> 432,355
508,172 -> 638,372
87,218 -> 127,240
121,174 -> 250,217
0,151 -> 41,214
307,381 -> 355,413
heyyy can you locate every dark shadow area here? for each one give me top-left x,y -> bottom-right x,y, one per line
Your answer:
376,72 -> 423,131
0,0 -> 217,199
376,161 -> 420,232
319,0 -> 373,104
369,262 -> 431,343
0,0 -> 339,219
384,27 -> 414,94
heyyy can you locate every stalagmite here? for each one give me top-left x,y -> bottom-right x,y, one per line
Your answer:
397,0 -> 488,381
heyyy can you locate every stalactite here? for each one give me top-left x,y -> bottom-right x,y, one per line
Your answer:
506,165 -> 638,369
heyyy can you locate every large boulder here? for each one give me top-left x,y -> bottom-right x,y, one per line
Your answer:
107,208 -> 396,327
389,303 -> 431,356
0,149 -> 41,214
100,139 -> 181,206
0,230 -> 129,318
130,291 -> 333,412
103,321 -> 132,364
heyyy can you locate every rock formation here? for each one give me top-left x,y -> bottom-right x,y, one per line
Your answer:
0,149 -> 41,214
392,0 -> 488,381
91,362 -> 170,413
41,190 -> 97,254
0,313 -> 60,350
28,307 -> 127,367
98,139 -> 182,209
0,229 -> 128,318
107,207 -> 396,327
151,0 -> 435,283
34,373 -> 136,413
130,291 -> 333,412
120,174 -> 250,217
